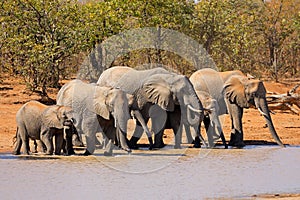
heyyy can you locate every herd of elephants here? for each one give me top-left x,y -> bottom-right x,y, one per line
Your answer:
12,67 -> 285,156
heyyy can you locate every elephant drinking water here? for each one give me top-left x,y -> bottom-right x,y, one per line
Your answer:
190,68 -> 285,148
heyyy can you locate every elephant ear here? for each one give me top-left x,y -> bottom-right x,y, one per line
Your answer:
93,87 -> 110,120
43,105 -> 64,129
139,77 -> 175,111
245,80 -> 266,98
126,93 -> 135,107
224,76 -> 249,108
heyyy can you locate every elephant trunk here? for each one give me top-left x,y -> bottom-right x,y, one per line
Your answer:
113,97 -> 131,133
255,97 -> 285,147
186,104 -> 201,125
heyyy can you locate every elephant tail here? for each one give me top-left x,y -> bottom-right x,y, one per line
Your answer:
12,127 -> 18,145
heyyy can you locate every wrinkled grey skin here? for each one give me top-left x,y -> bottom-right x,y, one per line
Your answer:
195,91 -> 227,149
57,79 -> 148,156
13,101 -> 74,155
190,68 -> 285,147
97,67 -> 205,149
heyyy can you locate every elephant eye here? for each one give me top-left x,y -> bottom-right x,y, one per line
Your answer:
109,102 -> 114,108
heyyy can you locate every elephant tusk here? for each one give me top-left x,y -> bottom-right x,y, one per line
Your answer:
63,126 -> 69,140
255,97 -> 268,117
130,111 -> 136,124
257,107 -> 268,117
187,104 -> 204,113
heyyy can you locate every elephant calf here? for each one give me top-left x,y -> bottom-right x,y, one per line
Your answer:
13,100 -> 75,155
196,91 -> 227,148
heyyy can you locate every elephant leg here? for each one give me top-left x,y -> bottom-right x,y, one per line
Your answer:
153,129 -> 166,149
173,123 -> 182,149
227,102 -> 245,148
193,125 -> 207,148
83,134 -> 95,155
104,139 -> 114,156
71,125 -> 84,147
54,132 -> 64,155
204,115 -> 215,148
131,110 -> 153,150
13,130 -> 22,155
41,130 -> 54,155
18,128 -> 30,155
150,105 -> 167,148
64,127 -> 75,156
184,124 -> 194,144
129,125 -> 144,149
81,118 -> 100,155
219,131 -> 228,149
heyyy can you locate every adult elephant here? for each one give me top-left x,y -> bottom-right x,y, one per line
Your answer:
190,68 -> 285,147
97,67 -> 205,149
56,79 -> 150,156
13,100 -> 75,155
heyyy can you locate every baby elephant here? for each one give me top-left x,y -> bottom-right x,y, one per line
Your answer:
13,100 -> 74,155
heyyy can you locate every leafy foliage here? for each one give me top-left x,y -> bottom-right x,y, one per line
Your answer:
0,0 -> 299,94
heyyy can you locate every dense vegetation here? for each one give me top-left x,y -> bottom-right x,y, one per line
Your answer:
0,0 -> 299,95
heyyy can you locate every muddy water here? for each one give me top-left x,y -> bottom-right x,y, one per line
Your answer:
0,146 -> 299,199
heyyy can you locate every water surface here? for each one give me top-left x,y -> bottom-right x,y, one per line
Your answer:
0,146 -> 299,199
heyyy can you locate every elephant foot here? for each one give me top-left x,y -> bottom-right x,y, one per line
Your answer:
79,150 -> 91,156
153,142 -> 165,149
148,137 -> 154,150
192,136 -> 201,148
12,151 -> 20,155
123,147 -> 132,153
229,133 -> 245,148
128,137 -> 140,150
230,142 -> 245,148
65,149 -> 76,156
104,151 -> 113,156
174,144 -> 181,149
193,143 -> 201,148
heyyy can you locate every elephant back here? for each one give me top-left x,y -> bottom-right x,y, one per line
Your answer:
16,101 -> 48,139
114,67 -> 171,94
190,68 -> 227,114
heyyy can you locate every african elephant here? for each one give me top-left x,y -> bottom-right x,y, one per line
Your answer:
13,100 -> 75,155
56,79 -> 150,156
190,68 -> 285,147
195,90 -> 227,148
97,67 -> 205,149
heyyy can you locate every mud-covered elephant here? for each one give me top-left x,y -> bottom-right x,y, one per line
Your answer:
190,68 -> 285,147
195,90 -> 227,148
13,100 -> 75,155
56,79 -> 150,156
97,67 -> 205,149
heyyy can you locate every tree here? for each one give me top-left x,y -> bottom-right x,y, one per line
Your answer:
255,0 -> 300,81
1,0 -> 83,96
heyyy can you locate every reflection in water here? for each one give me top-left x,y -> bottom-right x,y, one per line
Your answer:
0,146 -> 299,199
